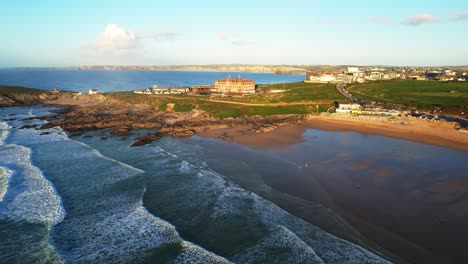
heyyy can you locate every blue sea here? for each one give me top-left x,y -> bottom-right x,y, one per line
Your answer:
0,69 -> 305,92
0,70 -> 468,263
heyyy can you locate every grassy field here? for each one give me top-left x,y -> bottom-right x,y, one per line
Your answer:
263,82 -> 345,102
107,91 -> 332,118
349,80 -> 468,108
0,83 -> 340,118
0,85 -> 45,95
209,82 -> 345,104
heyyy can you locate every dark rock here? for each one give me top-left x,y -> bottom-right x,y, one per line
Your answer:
111,127 -> 131,136
40,132 -> 51,135
131,132 -> 162,147
39,123 -> 56,130
19,124 -> 38,129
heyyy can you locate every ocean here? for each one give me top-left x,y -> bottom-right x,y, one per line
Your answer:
1,106 -> 467,263
1,70 -> 467,263
0,106 -> 393,263
0,69 -> 305,92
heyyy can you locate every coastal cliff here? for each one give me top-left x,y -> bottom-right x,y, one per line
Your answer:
1,91 -> 306,146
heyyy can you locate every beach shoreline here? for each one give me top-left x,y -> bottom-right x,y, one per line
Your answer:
198,114 -> 468,152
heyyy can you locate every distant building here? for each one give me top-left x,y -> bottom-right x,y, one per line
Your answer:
306,72 -> 337,83
369,72 -> 384,80
88,89 -> 99,95
153,86 -> 190,94
347,67 -> 360,74
213,75 -> 256,94
191,85 -> 213,95
336,103 -> 362,113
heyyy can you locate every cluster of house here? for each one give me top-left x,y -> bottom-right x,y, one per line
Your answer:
133,75 -> 257,95
335,102 -> 402,116
134,85 -> 191,95
306,67 -> 467,84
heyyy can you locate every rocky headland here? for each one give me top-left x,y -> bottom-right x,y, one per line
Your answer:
1,91 -> 306,146
2,90 -> 466,150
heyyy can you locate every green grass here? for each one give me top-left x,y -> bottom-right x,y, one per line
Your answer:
245,105 -> 312,116
203,104 -> 327,118
108,86 -> 335,118
0,85 -> 45,95
349,80 -> 468,107
173,103 -> 194,112
209,82 -> 346,104
264,82 -> 346,102
158,103 -> 168,111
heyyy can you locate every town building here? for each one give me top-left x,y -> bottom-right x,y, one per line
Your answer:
213,75 -> 256,94
152,86 -> 190,94
347,67 -> 360,74
133,85 -> 190,95
88,89 -> 99,95
191,85 -> 213,95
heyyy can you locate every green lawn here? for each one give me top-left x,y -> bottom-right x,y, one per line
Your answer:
349,80 -> 468,107
108,87 -> 337,118
264,82 -> 345,102
0,85 -> 45,95
207,82 -> 346,104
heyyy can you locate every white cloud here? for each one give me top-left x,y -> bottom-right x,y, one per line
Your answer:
83,24 -> 180,55
403,14 -> 437,26
452,12 -> 468,20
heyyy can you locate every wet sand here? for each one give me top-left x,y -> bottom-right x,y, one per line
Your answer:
199,115 -> 468,152
197,115 -> 468,263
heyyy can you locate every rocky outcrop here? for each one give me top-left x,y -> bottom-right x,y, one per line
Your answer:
3,91 -> 308,147
0,94 -> 44,107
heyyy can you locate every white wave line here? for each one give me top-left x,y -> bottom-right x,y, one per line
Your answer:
68,138 -> 145,174
0,166 -> 13,203
0,121 -> 10,145
0,144 -> 66,225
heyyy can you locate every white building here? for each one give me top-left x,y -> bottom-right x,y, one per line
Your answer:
88,89 -> 99,95
336,103 -> 361,113
153,87 -> 190,94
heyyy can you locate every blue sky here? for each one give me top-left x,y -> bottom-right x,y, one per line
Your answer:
1,0 -> 467,67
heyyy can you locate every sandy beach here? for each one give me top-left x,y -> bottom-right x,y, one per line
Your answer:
199,114 -> 468,152
196,114 -> 468,263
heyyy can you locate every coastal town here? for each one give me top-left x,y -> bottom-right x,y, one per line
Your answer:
129,66 -> 467,121
133,66 -> 468,96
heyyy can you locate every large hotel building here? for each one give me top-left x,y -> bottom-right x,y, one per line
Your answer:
213,75 -> 256,94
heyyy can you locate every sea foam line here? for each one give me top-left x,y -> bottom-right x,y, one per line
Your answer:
70,138 -> 145,174
0,144 -> 65,225
0,166 -> 12,203
149,147 -> 390,263
0,121 -> 10,145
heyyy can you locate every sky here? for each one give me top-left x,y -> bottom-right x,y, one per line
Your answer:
1,0 -> 467,67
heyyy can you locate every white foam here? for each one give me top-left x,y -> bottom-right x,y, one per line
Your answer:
175,166 -> 390,263
173,241 -> 231,264
0,144 -> 65,225
70,139 -> 144,174
179,160 -> 193,174
233,225 -> 324,264
59,205 -> 182,263
24,133 -> 230,263
251,192 -> 390,263
0,166 -> 12,202
0,121 -> 10,145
